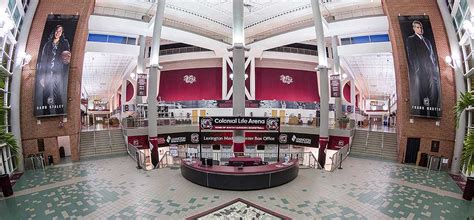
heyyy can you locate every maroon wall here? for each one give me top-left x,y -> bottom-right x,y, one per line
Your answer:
159,67 -> 222,101
343,82 -> 350,103
126,80 -> 134,102
256,68 -> 319,102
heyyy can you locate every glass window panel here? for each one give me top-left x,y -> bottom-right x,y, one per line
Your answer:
460,0 -> 468,14
370,34 -> 390,42
341,38 -> 351,45
107,35 -> 126,44
351,36 -> 370,44
455,9 -> 463,28
88,34 -> 108,42
13,7 -> 20,24
8,0 -> 15,11
126,37 -> 136,45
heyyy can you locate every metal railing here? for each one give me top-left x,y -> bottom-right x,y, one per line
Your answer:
327,144 -> 350,172
126,144 -> 147,170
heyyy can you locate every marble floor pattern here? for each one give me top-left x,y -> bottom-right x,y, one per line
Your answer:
0,154 -> 473,219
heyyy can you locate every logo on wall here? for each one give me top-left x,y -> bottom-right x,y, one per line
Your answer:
200,118 -> 213,129
266,118 -> 279,130
183,75 -> 196,84
166,136 -> 172,143
279,134 -> 288,144
280,75 -> 293,84
191,133 -> 199,143
132,139 -> 140,146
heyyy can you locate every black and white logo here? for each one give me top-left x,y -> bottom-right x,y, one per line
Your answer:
266,118 -> 279,130
279,134 -> 288,144
200,118 -> 213,129
191,133 -> 199,143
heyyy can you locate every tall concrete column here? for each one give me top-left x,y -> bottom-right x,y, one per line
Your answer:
311,0 -> 329,168
136,35 -> 146,106
120,79 -> 127,118
231,0 -> 247,155
148,0 -> 165,168
438,0 -> 466,173
10,0 -> 39,171
350,79 -> 356,119
331,36 -> 342,120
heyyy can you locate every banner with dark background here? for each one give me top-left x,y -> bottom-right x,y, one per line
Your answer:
399,15 -> 442,118
34,14 -> 79,117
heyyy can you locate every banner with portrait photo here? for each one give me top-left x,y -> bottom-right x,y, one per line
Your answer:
399,15 -> 441,118
34,14 -> 79,117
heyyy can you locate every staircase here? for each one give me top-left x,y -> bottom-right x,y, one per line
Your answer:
79,129 -> 127,158
350,130 -> 398,160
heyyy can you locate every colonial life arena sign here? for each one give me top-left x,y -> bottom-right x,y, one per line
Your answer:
199,117 -> 280,131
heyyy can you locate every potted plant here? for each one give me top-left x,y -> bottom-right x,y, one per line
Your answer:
338,116 -> 350,129
454,92 -> 474,200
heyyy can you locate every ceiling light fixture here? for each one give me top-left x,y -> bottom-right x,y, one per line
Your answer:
229,73 -> 248,80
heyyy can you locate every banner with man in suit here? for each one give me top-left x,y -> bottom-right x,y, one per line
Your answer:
399,15 -> 442,118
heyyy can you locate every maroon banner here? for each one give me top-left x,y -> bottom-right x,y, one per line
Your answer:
200,117 -> 280,131
137,74 -> 147,96
330,75 -> 341,98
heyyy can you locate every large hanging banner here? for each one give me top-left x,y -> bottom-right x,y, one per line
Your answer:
34,14 -> 79,117
199,117 -> 280,131
399,15 -> 442,118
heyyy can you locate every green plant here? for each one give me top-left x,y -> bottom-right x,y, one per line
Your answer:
454,92 -> 474,175
338,116 -> 350,123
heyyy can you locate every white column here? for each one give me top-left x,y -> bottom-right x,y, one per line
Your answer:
10,0 -> 39,171
231,0 -> 246,154
438,0 -> 466,174
222,57 -> 228,99
120,79 -> 127,117
148,0 -> 166,168
311,0 -> 329,168
332,36 -> 342,120
350,79 -> 356,119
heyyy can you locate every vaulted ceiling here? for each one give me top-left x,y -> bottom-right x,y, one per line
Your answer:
84,0 -> 395,101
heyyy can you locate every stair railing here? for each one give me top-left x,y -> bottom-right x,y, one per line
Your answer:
158,151 -> 171,168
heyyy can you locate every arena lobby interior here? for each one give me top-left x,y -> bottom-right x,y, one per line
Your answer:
1,0 -> 474,219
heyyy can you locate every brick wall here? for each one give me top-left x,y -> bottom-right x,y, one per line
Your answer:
382,0 -> 457,164
20,0 -> 94,163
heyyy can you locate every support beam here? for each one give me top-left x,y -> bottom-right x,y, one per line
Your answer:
311,0 -> 329,168
10,0 -> 39,172
148,0 -> 166,168
437,0 -> 466,174
231,0 -> 246,156
332,36 -> 342,120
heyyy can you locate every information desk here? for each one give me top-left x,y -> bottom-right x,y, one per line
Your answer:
228,157 -> 262,166
181,159 -> 299,190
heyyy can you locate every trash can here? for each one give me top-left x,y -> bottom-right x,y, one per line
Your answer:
428,156 -> 440,170
463,177 -> 474,201
0,174 -> 13,197
48,155 -> 54,165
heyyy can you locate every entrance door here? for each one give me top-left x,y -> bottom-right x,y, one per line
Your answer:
405,138 -> 420,164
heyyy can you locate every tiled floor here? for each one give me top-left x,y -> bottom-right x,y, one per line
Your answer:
1,154 -> 473,219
